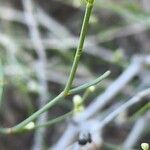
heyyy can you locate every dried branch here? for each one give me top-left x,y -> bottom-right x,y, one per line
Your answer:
22,0 -> 49,149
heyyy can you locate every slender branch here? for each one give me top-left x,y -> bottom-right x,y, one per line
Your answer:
0,0 -> 98,136
98,88 -> 150,129
22,0 -> 49,149
64,1 -> 95,95
34,111 -> 73,129
69,71 -> 110,95
76,56 -> 143,121
129,102 -> 150,122
0,92 -> 63,134
0,71 -> 108,134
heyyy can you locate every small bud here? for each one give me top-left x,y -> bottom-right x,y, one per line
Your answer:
73,95 -> 84,115
113,49 -> 123,63
24,122 -> 35,130
88,86 -> 95,92
73,95 -> 83,107
141,143 -> 149,150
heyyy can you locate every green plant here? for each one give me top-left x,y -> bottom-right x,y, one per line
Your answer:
0,0 -> 110,134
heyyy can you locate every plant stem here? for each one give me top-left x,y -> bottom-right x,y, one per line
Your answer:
129,102 -> 150,122
64,1 -> 95,95
0,0 -> 101,135
0,70 -> 109,134
34,111 -> 73,129
0,92 -> 63,134
69,70 -> 110,95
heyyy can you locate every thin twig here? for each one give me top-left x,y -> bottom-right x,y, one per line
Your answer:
34,111 -> 73,129
64,1 -> 95,95
22,0 -> 49,149
98,88 -> 150,129
0,71 -> 108,134
76,56 -> 144,121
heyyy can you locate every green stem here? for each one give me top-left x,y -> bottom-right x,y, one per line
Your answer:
34,111 -> 73,129
0,70 -> 109,134
64,1 -> 95,95
0,0 -> 99,135
0,92 -> 63,134
69,70 -> 110,95
129,102 -> 150,122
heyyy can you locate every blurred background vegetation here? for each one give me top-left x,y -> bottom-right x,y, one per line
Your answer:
0,0 -> 150,149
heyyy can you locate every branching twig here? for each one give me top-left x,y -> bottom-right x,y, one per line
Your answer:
0,71 -> 109,135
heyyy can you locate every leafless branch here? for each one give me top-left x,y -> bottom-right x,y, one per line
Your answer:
22,0 -> 49,150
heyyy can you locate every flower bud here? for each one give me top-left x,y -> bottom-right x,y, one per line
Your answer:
73,95 -> 84,115
141,143 -> 149,150
88,86 -> 95,92
24,122 -> 35,130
